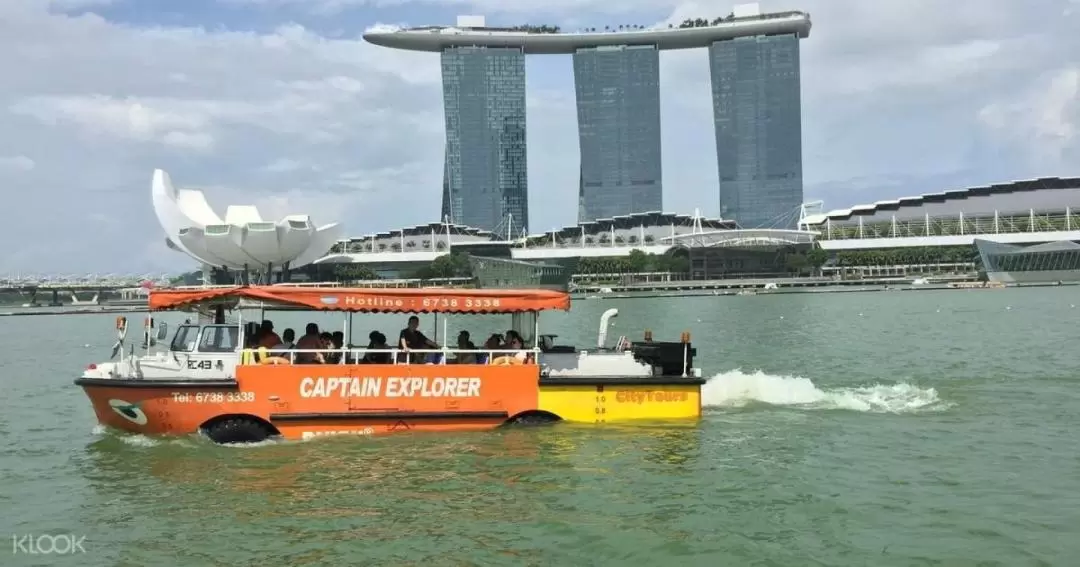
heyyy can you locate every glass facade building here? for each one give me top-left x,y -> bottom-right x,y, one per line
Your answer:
573,45 -> 663,223
709,34 -> 803,229
467,255 -> 576,290
975,239 -> 1080,283
440,46 -> 529,239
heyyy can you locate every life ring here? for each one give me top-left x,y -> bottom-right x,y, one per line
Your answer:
260,356 -> 291,365
491,356 -> 522,366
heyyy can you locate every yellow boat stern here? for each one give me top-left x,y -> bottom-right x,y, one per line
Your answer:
538,377 -> 703,424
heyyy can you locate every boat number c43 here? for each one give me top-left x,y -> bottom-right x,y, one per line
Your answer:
171,392 -> 255,403
186,360 -> 221,370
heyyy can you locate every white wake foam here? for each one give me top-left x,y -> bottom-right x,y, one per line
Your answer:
702,369 -> 950,414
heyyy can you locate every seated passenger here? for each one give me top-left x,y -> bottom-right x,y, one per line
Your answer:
507,333 -> 528,362
321,332 -> 340,364
456,330 -> 477,364
294,323 -> 325,363
362,331 -> 392,364
256,320 -> 281,349
504,330 -> 523,348
279,328 -> 296,349
330,331 -> 347,362
398,315 -> 438,364
480,334 -> 502,365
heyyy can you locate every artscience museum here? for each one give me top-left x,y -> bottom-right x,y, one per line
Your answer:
152,169 -> 342,282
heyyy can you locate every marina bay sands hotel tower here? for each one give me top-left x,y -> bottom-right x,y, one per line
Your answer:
363,4 -> 812,237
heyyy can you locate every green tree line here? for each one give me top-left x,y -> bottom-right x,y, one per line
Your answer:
574,250 -> 690,275
316,244 -> 982,284
834,245 -> 979,267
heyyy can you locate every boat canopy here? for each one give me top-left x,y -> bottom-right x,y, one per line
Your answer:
147,286 -> 571,314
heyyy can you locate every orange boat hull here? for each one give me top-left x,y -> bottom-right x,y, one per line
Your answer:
77,363 -> 542,442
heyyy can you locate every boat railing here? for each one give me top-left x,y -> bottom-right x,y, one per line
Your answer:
239,347 -> 540,366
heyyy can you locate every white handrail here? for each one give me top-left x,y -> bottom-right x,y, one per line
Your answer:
239,347 -> 539,365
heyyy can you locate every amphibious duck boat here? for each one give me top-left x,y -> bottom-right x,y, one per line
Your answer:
75,285 -> 704,444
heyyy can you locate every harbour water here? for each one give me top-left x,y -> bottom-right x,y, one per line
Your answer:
2,287 -> 1078,565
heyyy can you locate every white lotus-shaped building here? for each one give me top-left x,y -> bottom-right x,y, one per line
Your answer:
152,169 -> 342,271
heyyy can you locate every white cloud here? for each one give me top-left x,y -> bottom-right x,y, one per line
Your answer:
0,155 -> 35,171
0,0 -> 1077,274
979,68 -> 1080,167
11,95 -> 217,149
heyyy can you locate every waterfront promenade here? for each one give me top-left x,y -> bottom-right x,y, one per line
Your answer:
570,274 -> 1078,299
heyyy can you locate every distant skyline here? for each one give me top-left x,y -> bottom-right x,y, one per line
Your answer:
439,46 -> 529,238
712,34 -> 805,229
369,10 -> 810,233
574,44 -> 664,224
0,0 -> 1077,273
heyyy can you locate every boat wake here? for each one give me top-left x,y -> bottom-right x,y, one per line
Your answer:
90,424 -> 282,448
701,369 -> 950,414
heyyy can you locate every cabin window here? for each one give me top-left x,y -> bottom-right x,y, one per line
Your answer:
198,325 -> 240,353
170,325 -> 199,353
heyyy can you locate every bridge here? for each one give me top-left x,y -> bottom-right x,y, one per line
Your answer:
0,273 -> 174,306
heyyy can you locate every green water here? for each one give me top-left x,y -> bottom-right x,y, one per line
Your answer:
3,288 -> 1079,566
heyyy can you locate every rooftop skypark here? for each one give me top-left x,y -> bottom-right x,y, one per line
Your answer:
363,9 -> 811,54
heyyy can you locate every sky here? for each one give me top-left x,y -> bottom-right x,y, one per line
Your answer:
1,0 -> 1078,275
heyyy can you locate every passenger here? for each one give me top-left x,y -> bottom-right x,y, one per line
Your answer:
398,315 -> 438,364
330,332 -> 346,364
256,320 -> 281,349
320,332 -> 340,364
294,323 -> 325,363
480,334 -> 502,365
362,331 -> 392,364
280,328 -> 296,349
456,330 -> 477,364
267,327 -> 294,360
503,330 -> 530,363
242,331 -> 261,364
504,330 -> 522,347
332,331 -> 344,353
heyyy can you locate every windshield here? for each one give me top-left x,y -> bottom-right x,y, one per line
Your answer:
169,325 -> 199,352
199,325 -> 240,353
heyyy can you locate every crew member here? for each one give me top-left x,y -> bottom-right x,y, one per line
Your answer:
398,315 -> 438,363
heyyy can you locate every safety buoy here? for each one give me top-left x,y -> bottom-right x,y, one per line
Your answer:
491,356 -> 522,366
260,356 -> 291,365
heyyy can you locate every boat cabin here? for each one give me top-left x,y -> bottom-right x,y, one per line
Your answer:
95,285 -> 697,380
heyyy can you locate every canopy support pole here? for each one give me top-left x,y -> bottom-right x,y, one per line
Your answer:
442,316 -> 449,365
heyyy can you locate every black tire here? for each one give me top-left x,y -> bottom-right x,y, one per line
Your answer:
506,412 -> 560,426
202,418 -> 271,445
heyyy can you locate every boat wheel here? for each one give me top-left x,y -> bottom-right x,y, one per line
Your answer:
202,417 -> 272,445
506,411 -> 561,426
